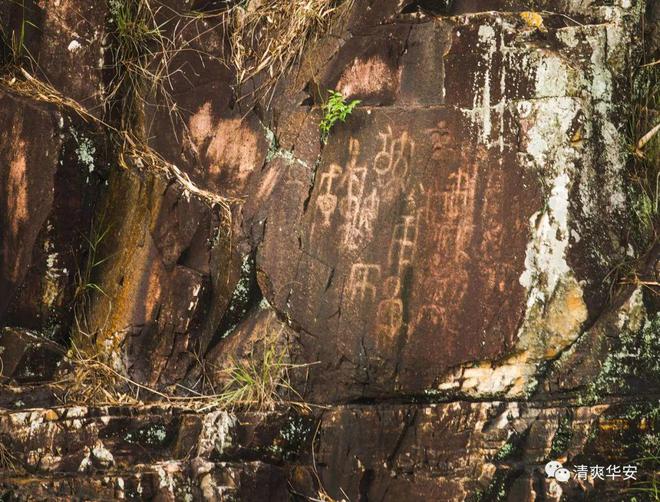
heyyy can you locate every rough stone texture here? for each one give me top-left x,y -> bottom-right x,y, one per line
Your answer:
0,0 -> 657,500
0,328 -> 66,384
311,400 -> 645,501
80,166 -> 235,389
0,93 -> 102,341
245,4 -> 641,403
0,404 -> 299,500
1,0 -> 107,108
0,396 -> 654,501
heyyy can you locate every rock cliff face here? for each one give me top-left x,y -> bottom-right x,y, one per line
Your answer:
0,0 -> 658,500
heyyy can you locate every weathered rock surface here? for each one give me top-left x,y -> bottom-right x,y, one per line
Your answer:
0,395 -> 655,501
248,5 -> 641,403
0,328 -> 66,383
0,93 -> 102,341
1,0 -> 107,107
0,0 -> 657,500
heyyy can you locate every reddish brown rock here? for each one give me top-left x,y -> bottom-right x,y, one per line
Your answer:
79,166 -> 235,389
0,93 -> 102,339
247,8 -> 637,402
308,399 -> 654,502
1,0 -> 107,107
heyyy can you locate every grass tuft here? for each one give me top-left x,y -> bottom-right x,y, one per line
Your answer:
71,217 -> 113,343
200,336 -> 302,412
624,454 -> 660,501
0,0 -> 38,69
627,56 -> 659,249
0,438 -> 19,472
106,0 -> 174,132
57,328 -> 306,413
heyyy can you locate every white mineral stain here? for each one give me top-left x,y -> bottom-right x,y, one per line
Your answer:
67,40 -> 81,52
473,24 -> 497,144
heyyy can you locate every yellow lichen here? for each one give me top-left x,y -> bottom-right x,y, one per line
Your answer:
520,12 -> 547,32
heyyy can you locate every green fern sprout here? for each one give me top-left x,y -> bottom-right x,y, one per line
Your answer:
320,90 -> 360,144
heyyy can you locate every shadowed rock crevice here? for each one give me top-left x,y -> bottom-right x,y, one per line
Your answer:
400,0 -> 453,16
207,252 -> 264,351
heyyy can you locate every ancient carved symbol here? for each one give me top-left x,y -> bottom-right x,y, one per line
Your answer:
411,304 -> 445,335
375,276 -> 403,339
426,121 -> 452,160
316,163 -> 343,226
356,189 -> 379,238
338,139 -> 380,250
423,180 -> 443,228
312,139 -> 381,250
442,166 -> 477,220
373,125 -> 415,179
347,263 -> 381,303
388,214 -> 419,275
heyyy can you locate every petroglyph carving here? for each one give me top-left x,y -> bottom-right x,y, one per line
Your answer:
312,139 -> 383,249
337,139 -> 379,250
347,263 -> 381,303
426,121 -> 453,160
373,125 -> 415,179
312,125 -> 420,251
316,164 -> 343,225
422,179 -> 443,228
442,165 -> 477,220
375,276 -> 403,339
421,160 -> 479,266
388,214 -> 419,275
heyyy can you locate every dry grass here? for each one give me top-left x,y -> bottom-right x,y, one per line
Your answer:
56,344 -> 141,405
221,0 -> 353,90
302,420 -> 351,502
196,337 -> 304,413
57,333 -> 307,413
0,68 -> 235,220
0,68 -> 103,122
107,0 -> 168,130
0,438 -> 19,473
117,131 -> 238,224
106,0 -> 204,135
105,0 -> 355,114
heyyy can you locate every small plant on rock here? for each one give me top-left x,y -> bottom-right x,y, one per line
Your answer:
107,0 -> 169,131
0,1 -> 38,68
206,337 -> 300,412
320,90 -> 360,144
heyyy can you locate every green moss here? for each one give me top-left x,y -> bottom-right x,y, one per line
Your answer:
494,442 -> 515,461
492,431 -> 528,462
582,313 -> 660,404
549,414 -> 573,458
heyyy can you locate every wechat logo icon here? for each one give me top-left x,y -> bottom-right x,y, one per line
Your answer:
545,461 -> 571,483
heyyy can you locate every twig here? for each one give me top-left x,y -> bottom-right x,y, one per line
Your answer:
637,123 -> 660,151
